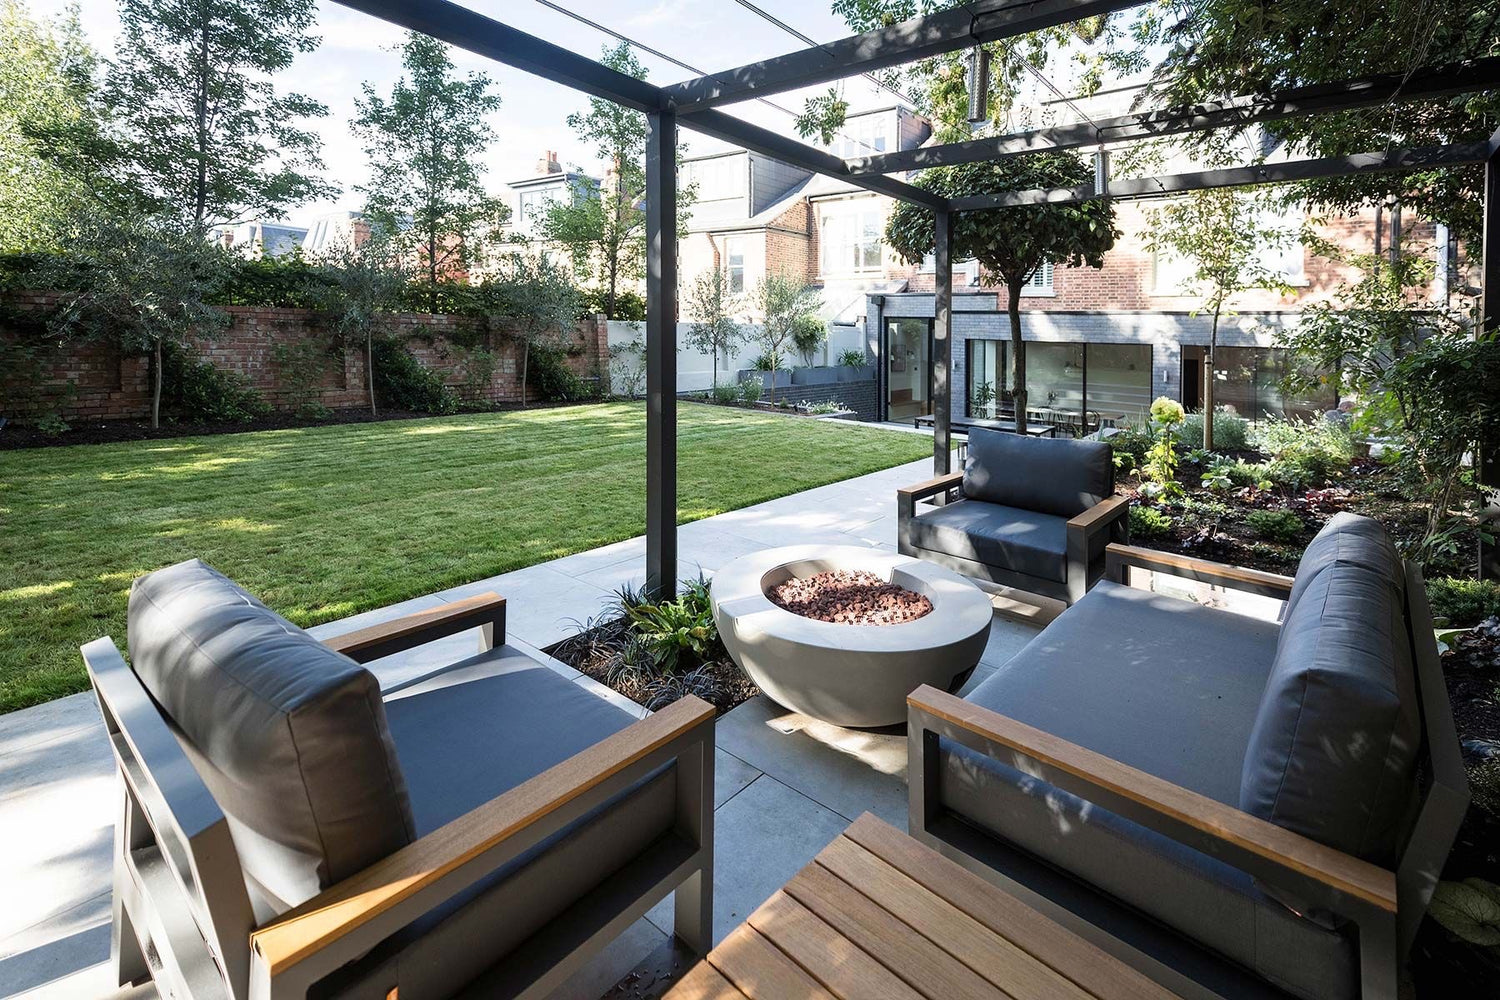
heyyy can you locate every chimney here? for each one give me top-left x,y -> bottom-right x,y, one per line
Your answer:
536,150 -> 562,176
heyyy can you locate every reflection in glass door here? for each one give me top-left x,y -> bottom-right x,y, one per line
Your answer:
885,318 -> 931,421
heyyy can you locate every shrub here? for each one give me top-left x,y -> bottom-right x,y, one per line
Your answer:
617,578 -> 722,674
711,383 -> 740,405
525,345 -> 594,402
837,349 -> 866,368
1130,504 -> 1174,540
1141,397 -> 1186,500
455,346 -> 497,410
370,338 -> 457,414
1427,578 -> 1500,628
1251,417 -> 1355,487
160,344 -> 270,423
1245,508 -> 1305,543
270,341 -> 334,419
1177,409 -> 1250,451
751,351 -> 785,372
1107,423 -> 1153,465
738,377 -> 762,404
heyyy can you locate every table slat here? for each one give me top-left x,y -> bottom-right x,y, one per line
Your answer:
785,862 -> 1012,1000
708,924 -> 838,1000
843,815 -> 1178,1000
747,891 -> 926,1000
662,960 -> 750,1000
817,835 -> 1097,1000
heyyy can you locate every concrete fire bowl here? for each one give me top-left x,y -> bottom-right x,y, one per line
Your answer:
711,545 -> 993,728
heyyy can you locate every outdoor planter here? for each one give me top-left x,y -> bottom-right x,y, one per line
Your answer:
711,544 -> 992,727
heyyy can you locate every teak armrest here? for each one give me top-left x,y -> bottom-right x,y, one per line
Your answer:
896,471 -> 963,503
321,591 -> 507,663
907,685 -> 1397,915
250,695 -> 716,982
1105,543 -> 1294,600
1067,493 -> 1131,534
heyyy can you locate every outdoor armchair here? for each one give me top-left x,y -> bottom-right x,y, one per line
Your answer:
83,559 -> 715,1000
897,428 -> 1129,604
907,515 -> 1468,1000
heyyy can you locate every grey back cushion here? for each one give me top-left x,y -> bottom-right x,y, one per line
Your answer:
128,559 -> 416,916
963,429 -> 1113,518
1240,515 -> 1420,867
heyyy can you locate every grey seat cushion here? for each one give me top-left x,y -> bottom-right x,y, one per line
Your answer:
909,499 -> 1069,583
942,582 -> 1358,1000
963,429 -> 1113,518
127,559 -> 414,918
1240,514 -> 1420,867
315,649 -> 678,1000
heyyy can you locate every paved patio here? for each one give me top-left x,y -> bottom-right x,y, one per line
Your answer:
0,454 -> 1051,1000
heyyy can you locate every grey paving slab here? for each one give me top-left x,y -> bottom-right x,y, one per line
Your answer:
713,749 -> 761,809
979,614 -> 1043,669
645,774 -> 851,946
0,694 -> 99,758
715,696 -> 910,828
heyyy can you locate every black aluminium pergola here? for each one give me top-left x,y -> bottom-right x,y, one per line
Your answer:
334,0 -> 1500,597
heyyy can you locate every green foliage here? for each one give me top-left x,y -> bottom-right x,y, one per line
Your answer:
484,253 -> 581,406
107,0 -> 333,234
269,341 -> 333,419
1427,578 -> 1500,628
738,377 -> 762,405
1177,409 -> 1250,451
1108,423 -> 1154,464
711,383 -> 740,405
837,349 -> 866,368
578,287 -> 645,321
526,345 -> 598,403
683,267 -> 745,388
750,275 -> 822,403
617,578 -> 723,674
1429,879 -> 1500,948
608,335 -> 646,399
453,345 -> 496,410
1245,509 -> 1305,543
370,337 -> 457,415
794,87 -> 851,144
0,1 -> 102,252
1129,504 -> 1174,540
751,352 -> 785,372
312,236 -> 408,415
1251,417 -> 1355,489
790,314 -> 828,365
160,342 -> 269,423
354,32 -> 508,307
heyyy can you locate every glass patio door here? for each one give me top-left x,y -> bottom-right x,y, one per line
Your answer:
884,318 -> 932,421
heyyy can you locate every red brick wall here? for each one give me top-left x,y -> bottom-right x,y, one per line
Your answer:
1,294 -> 609,423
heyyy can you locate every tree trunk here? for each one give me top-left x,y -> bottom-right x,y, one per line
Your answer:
151,338 -> 163,430
1205,301 -> 1221,451
193,17 -> 210,236
768,365 -> 776,405
366,332 -> 377,416
521,340 -> 530,408
1006,281 -> 1027,435
711,344 -> 718,391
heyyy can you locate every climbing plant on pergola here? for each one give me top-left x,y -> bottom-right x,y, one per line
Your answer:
328,0 -> 1500,596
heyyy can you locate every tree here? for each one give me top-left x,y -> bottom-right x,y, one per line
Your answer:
886,154 -> 1117,433
1133,0 -> 1500,241
1277,243 -> 1500,566
485,254 -> 581,407
39,207 -> 231,428
106,0 -> 334,236
354,32 -> 510,310
683,268 -> 745,390
312,236 -> 408,416
1144,190 -> 1293,449
539,43 -> 694,320
0,2 -> 104,252
749,276 -> 822,404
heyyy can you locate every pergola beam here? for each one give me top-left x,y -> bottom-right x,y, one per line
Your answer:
660,0 -> 1146,113
329,0 -> 663,111
849,58 -> 1500,176
949,143 -> 1492,211
680,109 -> 947,210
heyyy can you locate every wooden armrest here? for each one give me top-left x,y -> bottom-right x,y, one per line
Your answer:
1105,543 -> 1294,600
897,471 -> 963,502
322,592 -> 506,663
250,695 -> 716,978
1067,494 -> 1130,533
908,686 -> 1396,913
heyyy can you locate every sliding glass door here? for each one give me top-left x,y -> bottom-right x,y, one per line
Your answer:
966,339 -> 1154,431
885,318 -> 932,421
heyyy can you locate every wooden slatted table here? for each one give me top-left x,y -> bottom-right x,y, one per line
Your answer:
664,813 -> 1180,1000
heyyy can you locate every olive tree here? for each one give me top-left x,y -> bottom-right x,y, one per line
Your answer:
886,154 -> 1117,433
682,267 -> 745,390
312,236 -> 408,416
749,275 -> 822,404
485,253 -> 580,407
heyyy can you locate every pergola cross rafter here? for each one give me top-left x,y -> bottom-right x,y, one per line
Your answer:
330,0 -> 1500,595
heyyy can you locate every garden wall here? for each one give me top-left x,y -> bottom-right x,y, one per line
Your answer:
0,293 -> 609,422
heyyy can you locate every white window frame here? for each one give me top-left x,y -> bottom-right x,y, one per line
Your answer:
688,157 -> 746,201
819,204 -> 884,276
723,236 -> 747,294
1020,259 -> 1055,297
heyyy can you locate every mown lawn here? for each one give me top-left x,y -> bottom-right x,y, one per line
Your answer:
0,402 -> 929,713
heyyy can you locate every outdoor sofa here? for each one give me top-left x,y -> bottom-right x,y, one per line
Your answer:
82,559 -> 715,1000
897,428 -> 1130,605
907,514 -> 1468,1000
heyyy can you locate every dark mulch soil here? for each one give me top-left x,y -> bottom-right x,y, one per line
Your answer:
0,401 -> 580,450
549,625 -> 759,717
1444,620 -> 1500,750
768,569 -> 932,625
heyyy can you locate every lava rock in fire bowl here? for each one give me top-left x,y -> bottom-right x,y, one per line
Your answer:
711,545 -> 993,727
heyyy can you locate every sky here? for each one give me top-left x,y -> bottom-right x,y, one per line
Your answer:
35,0 -> 908,228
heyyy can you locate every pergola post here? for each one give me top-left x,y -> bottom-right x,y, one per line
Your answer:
1480,144 -> 1500,579
646,110 -> 678,598
933,208 -> 953,474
